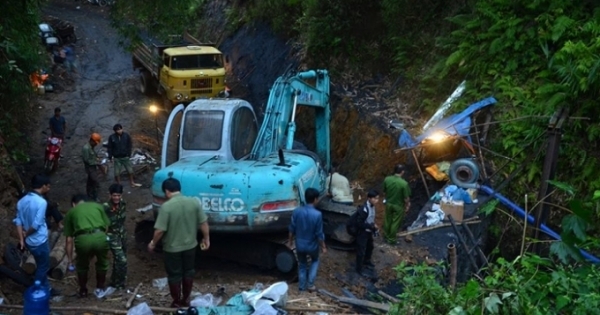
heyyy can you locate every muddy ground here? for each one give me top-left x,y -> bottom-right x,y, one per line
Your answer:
0,1 -> 441,314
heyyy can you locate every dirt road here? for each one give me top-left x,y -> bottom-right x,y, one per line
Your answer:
0,1 -> 431,313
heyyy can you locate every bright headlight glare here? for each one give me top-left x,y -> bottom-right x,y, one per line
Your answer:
427,131 -> 448,143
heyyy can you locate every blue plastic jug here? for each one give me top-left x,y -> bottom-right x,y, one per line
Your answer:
23,280 -> 50,315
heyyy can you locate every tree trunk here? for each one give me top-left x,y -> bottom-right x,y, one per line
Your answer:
22,255 -> 36,275
22,231 -> 62,274
49,235 -> 66,269
49,230 -> 61,249
51,252 -> 75,280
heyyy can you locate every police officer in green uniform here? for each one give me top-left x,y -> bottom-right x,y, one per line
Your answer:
148,178 -> 210,308
382,164 -> 411,244
103,183 -> 127,290
64,194 -> 113,298
82,133 -> 102,201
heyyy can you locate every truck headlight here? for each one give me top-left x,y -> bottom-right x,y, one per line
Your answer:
175,93 -> 183,100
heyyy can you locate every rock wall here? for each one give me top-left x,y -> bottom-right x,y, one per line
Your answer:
196,0 -> 411,192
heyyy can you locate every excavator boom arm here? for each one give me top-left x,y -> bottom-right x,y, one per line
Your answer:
249,69 -> 330,167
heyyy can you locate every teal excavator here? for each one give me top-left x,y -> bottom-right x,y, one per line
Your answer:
136,69 -> 354,273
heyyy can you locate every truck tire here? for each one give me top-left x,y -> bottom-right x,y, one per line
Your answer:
139,71 -> 152,96
0,264 -> 33,287
4,243 -> 26,271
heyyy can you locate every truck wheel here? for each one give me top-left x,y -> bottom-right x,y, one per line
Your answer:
275,249 -> 296,274
139,71 -> 152,96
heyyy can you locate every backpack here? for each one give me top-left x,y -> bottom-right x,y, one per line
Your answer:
346,205 -> 362,236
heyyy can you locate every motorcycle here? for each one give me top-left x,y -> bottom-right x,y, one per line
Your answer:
44,137 -> 62,173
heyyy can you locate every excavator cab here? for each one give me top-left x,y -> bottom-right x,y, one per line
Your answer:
162,99 -> 258,168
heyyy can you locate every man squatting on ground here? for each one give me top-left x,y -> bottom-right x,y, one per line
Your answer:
64,194 -> 115,298
288,188 -> 327,292
325,162 -> 354,205
103,183 -> 128,289
148,178 -> 210,308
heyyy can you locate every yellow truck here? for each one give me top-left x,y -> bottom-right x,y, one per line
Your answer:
132,32 -> 227,109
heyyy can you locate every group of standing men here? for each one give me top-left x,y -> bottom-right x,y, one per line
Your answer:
83,123 -> 142,202
13,175 -> 129,299
13,116 -> 146,299
288,163 -> 411,290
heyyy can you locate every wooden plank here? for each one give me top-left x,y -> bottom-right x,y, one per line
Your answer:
377,290 -> 399,303
125,282 -> 143,309
397,218 -> 481,237
318,289 -> 390,312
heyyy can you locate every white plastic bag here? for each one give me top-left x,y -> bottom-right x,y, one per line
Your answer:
242,281 -> 288,315
152,278 -> 167,290
190,293 -> 222,307
127,302 -> 153,315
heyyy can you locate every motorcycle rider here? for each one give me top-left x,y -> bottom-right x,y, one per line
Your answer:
49,107 -> 66,140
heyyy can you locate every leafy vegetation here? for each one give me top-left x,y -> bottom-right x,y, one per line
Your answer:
438,0 -> 600,202
0,0 -> 46,161
393,255 -> 600,315
110,0 -> 207,46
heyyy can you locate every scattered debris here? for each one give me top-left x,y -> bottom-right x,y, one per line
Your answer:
151,278 -> 167,291
131,149 -> 156,165
136,204 -> 153,214
126,283 -> 143,309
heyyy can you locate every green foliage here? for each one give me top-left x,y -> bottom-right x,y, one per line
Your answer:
393,255 -> 600,314
433,0 -> 600,215
0,0 -> 46,160
0,1 -> 46,109
238,0 -> 388,69
110,0 -> 207,46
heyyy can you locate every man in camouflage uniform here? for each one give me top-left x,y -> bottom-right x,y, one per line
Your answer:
82,133 -> 102,201
103,183 -> 127,289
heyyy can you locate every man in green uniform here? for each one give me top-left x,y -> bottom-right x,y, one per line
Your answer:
64,194 -> 114,299
148,178 -> 210,308
382,164 -> 411,244
82,133 -> 102,201
103,183 -> 127,290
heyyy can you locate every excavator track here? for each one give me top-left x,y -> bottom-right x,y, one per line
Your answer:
135,220 -> 297,274
134,200 -> 355,274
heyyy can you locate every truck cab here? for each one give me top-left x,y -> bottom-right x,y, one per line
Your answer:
132,32 -> 228,108
158,46 -> 226,104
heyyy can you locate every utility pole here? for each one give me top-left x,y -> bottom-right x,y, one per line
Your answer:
531,107 -> 568,254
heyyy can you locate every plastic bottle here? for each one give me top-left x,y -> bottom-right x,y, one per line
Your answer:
23,280 -> 50,315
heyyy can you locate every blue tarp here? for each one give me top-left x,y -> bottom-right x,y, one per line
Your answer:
398,97 -> 497,149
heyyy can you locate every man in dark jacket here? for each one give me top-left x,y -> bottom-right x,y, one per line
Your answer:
107,124 -> 141,187
355,189 -> 380,276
